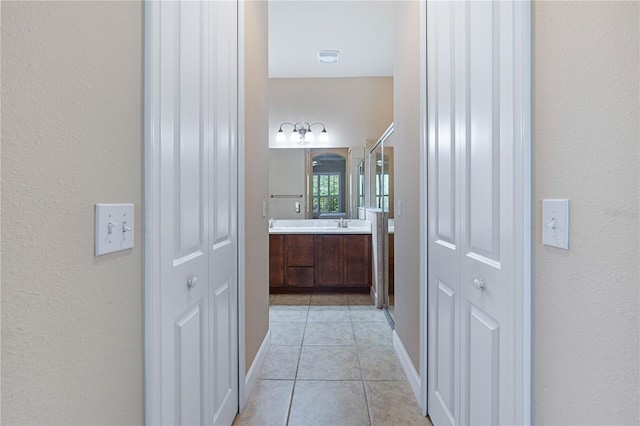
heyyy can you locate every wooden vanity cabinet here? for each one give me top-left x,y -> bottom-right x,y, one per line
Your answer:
285,235 -> 314,287
269,235 -> 285,287
314,235 -> 345,286
269,234 -> 372,292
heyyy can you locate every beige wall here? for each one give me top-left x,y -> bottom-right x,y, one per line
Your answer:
269,77 -> 393,149
1,1 -> 144,424
392,0 -> 421,371
533,1 -> 639,424
243,0 -> 270,373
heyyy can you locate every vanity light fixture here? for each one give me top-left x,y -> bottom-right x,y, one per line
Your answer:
276,122 -> 328,144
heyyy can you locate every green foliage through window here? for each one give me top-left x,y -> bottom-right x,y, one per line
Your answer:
312,173 -> 341,213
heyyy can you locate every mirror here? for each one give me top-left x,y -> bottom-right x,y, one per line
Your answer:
268,147 -> 367,219
308,149 -> 348,219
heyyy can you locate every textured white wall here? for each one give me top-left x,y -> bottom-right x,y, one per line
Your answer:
243,0 -> 270,373
1,1 -> 144,424
534,2 -> 639,424
269,77 -> 393,149
392,0 -> 421,372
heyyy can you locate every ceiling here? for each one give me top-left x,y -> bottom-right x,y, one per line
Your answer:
268,1 -> 394,79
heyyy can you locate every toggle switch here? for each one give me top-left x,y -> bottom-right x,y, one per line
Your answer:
542,199 -> 569,249
95,203 -> 135,256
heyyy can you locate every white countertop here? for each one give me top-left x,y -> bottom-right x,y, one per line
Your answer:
268,219 -> 372,235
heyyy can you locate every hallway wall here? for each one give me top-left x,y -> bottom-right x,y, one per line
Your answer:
243,0 -> 270,374
392,0 -> 421,371
533,2 -> 639,424
1,1 -> 144,424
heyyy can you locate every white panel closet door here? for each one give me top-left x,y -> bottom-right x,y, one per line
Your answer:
427,2 -> 460,425
147,1 -> 238,425
427,1 -> 529,425
207,1 -> 239,424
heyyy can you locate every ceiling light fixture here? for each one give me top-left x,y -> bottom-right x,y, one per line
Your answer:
318,50 -> 339,64
276,122 -> 329,144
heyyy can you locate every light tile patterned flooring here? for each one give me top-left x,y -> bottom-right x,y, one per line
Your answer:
233,294 -> 432,426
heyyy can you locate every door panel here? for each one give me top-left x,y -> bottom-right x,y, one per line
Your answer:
466,1 -> 501,262
212,280 -> 233,420
315,235 -> 345,286
207,1 -> 239,424
435,281 -> 455,423
434,0 -> 456,246
158,2 -> 209,424
428,2 -> 460,425
428,1 -> 528,425
467,305 -> 500,426
344,235 -> 371,286
177,0 -> 204,256
459,2 -> 515,424
149,1 -> 238,425
176,304 -> 204,426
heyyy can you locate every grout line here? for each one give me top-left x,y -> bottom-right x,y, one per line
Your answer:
269,297 -> 376,425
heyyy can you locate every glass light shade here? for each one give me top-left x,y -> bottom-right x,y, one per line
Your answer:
304,130 -> 314,143
276,129 -> 286,142
319,129 -> 329,142
290,129 -> 300,143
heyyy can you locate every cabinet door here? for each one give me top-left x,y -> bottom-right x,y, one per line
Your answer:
344,235 -> 372,286
315,235 -> 345,286
269,235 -> 285,287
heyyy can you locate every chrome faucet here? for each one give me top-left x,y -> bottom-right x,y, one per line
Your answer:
339,218 -> 347,228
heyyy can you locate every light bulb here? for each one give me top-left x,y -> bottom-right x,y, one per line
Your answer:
319,129 -> 329,142
276,129 -> 286,142
290,129 -> 299,143
304,130 -> 314,143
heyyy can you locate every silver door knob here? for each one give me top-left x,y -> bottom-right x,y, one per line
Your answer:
473,278 -> 485,290
187,277 -> 198,289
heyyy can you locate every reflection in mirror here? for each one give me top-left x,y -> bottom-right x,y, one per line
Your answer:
357,160 -> 365,210
309,150 -> 347,219
268,147 -> 367,219
348,147 -> 365,219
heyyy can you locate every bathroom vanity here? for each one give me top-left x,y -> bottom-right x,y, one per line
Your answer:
269,220 -> 372,293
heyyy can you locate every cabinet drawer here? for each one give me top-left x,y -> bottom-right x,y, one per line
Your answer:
287,248 -> 314,267
286,235 -> 314,248
287,267 -> 314,287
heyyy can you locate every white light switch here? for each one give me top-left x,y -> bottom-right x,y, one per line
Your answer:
95,203 -> 134,256
542,199 -> 569,249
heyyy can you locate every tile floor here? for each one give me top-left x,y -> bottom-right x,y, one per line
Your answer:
233,294 -> 432,426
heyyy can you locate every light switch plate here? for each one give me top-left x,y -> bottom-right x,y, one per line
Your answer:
542,199 -> 569,249
95,203 -> 134,256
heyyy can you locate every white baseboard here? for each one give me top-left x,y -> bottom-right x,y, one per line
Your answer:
240,329 -> 271,409
393,330 -> 421,404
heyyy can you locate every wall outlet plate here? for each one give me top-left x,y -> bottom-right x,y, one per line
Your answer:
542,199 -> 569,249
95,203 -> 134,256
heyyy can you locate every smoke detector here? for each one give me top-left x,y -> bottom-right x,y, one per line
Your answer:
318,50 -> 339,64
